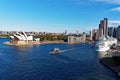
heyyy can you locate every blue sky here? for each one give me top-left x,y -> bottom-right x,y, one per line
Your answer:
0,0 -> 120,33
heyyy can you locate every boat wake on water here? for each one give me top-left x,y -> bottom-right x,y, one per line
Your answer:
60,47 -> 81,53
50,47 -> 82,55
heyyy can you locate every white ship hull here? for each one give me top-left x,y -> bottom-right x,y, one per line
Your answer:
95,37 -> 117,52
95,46 -> 110,52
98,51 -> 108,58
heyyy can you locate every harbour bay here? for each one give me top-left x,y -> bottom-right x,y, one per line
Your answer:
0,38 -> 118,80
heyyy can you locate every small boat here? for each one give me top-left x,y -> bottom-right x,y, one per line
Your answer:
50,48 -> 61,54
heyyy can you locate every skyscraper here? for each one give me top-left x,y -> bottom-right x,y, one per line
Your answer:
99,18 -> 108,38
116,26 -> 120,41
103,18 -> 108,37
113,27 -> 117,38
108,27 -> 113,37
99,20 -> 104,37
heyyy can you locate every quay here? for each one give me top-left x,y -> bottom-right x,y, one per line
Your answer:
99,43 -> 120,78
105,42 -> 120,53
99,56 -> 120,78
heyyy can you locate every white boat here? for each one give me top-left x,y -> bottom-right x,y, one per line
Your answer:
50,48 -> 61,54
95,36 -> 117,52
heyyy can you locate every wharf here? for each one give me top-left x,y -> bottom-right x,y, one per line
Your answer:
107,43 -> 120,53
108,49 -> 120,53
100,57 -> 120,78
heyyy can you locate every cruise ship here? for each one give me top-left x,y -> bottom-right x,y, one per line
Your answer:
95,36 -> 117,52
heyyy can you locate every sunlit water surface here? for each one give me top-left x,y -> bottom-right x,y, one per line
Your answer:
0,38 -> 118,80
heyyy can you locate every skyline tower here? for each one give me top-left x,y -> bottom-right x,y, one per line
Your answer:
103,18 -> 108,37
99,18 -> 108,38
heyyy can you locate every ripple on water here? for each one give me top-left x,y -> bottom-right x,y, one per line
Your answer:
0,38 -> 118,80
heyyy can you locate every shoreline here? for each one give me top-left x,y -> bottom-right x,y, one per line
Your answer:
3,41 -> 41,46
3,40 -> 88,46
40,40 -> 67,44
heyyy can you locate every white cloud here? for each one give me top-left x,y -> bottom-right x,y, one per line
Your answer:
110,7 -> 120,12
90,0 -> 120,4
109,20 -> 120,27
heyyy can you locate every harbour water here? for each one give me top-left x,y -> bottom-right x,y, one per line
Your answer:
0,38 -> 118,80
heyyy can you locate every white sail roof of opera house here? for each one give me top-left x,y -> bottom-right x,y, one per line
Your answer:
10,31 -> 33,41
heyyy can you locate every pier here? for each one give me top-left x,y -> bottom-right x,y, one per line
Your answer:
100,56 -> 120,78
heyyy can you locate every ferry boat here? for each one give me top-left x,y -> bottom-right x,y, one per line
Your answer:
50,48 -> 61,54
95,37 -> 117,52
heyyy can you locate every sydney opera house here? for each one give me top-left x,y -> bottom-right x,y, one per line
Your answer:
8,31 -> 40,45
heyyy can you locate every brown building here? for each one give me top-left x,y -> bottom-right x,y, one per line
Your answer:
92,29 -> 100,40
99,18 -> 108,38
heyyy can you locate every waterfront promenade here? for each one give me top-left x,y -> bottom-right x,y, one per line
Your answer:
100,57 -> 120,78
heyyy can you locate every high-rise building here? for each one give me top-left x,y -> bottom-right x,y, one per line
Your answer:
113,27 -> 117,38
92,29 -> 99,40
104,18 -> 108,37
116,25 -> 120,41
108,27 -> 114,37
99,18 -> 108,38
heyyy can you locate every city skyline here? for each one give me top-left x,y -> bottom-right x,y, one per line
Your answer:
0,0 -> 120,33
